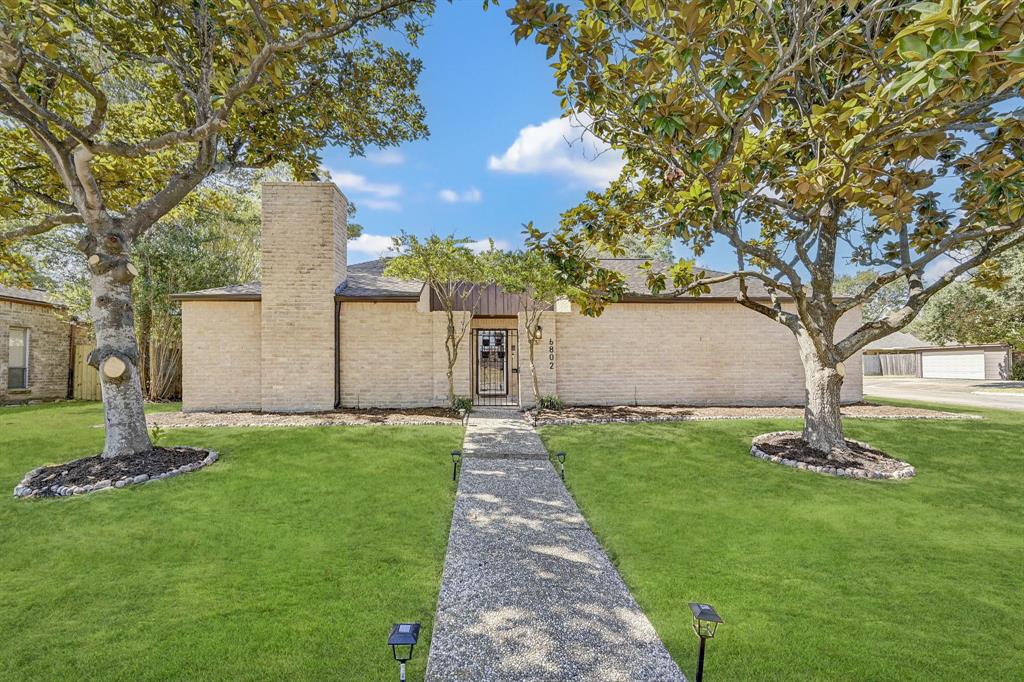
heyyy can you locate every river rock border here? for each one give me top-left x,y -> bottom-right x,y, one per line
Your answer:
750,431 -> 915,480
13,450 -> 219,499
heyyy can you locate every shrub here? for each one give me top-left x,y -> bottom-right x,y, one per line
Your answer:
1012,362 -> 1024,381
539,395 -> 565,410
451,395 -> 474,414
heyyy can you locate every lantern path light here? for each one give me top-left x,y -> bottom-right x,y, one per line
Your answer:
689,602 -> 723,682
388,622 -> 420,682
450,450 -> 462,481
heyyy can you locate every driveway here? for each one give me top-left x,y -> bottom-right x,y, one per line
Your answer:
864,376 -> 1024,412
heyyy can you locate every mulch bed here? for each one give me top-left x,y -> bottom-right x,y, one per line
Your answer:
527,402 -> 974,426
750,431 -> 915,480
14,446 -> 217,498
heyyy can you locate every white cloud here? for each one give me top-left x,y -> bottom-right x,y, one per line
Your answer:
367,149 -> 406,166
360,198 -> 401,212
488,114 -> 624,188
438,187 -> 483,204
467,238 -> 511,253
923,252 -> 969,283
348,233 -> 396,260
327,169 -> 401,198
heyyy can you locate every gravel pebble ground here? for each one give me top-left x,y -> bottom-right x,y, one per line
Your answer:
145,408 -> 459,428
426,412 -> 685,681
527,402 -> 976,426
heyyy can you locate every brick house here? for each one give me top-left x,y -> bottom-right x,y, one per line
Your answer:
0,287 -> 75,404
173,182 -> 864,412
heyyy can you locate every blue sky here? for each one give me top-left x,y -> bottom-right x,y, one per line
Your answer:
318,3 -> 967,280
320,3 -> 638,264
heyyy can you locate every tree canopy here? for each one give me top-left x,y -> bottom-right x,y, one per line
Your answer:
511,0 -> 1024,454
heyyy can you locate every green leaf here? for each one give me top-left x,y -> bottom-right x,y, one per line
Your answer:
898,35 -> 930,61
1006,46 -> 1024,64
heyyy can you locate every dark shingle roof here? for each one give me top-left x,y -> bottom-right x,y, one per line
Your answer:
335,258 -> 423,299
171,258 -> 781,302
169,282 -> 262,301
0,286 -> 61,307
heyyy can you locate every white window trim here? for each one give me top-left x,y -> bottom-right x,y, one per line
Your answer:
8,326 -> 30,390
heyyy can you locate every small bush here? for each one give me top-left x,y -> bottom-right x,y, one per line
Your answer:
1012,363 -> 1024,381
148,424 -> 165,446
539,395 -> 565,410
451,395 -> 474,414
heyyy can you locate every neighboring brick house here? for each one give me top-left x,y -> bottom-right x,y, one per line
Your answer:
0,287 -> 75,404
173,182 -> 864,411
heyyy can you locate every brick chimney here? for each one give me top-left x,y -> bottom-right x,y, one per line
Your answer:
260,182 -> 348,411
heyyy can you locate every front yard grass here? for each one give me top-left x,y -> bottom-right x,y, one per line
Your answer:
539,401 -> 1023,681
0,401 -> 461,681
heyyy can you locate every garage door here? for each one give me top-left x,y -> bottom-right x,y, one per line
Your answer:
921,351 -> 985,379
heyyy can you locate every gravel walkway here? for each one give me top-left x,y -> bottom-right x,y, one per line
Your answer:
426,412 -> 685,681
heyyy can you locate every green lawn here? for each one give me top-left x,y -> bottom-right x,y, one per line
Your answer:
0,402 -> 460,681
539,401 -> 1024,681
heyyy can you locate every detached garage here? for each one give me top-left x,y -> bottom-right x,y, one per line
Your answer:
864,332 -> 1013,380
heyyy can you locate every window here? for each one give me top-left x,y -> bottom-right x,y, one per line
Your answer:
8,327 -> 28,389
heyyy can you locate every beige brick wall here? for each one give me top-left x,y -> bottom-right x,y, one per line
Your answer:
339,302 -> 434,407
554,302 -> 864,406
260,182 -> 347,411
516,314 -> 557,408
0,299 -> 70,403
181,301 -> 262,411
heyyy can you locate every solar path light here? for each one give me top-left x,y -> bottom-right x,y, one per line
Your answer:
555,451 -> 566,480
388,622 -> 420,682
689,602 -> 723,682
450,450 -> 462,481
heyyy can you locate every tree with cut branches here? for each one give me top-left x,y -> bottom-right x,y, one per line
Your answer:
385,233 -> 495,406
0,0 -> 432,457
512,0 -> 1024,457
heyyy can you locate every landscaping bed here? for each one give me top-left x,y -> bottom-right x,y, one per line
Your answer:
146,406 -> 460,428
13,446 -> 217,498
750,431 -> 915,479
527,402 -> 973,426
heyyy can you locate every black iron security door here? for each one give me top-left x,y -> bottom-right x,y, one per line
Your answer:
473,329 -> 519,406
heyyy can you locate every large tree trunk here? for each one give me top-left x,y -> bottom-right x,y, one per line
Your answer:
800,351 -> 846,454
86,230 -> 153,458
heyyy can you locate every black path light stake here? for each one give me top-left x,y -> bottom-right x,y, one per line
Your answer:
689,602 -> 723,682
388,622 -> 420,682
450,450 -> 462,481
555,451 -> 566,480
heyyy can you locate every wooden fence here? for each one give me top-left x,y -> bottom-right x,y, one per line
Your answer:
73,343 -> 102,401
72,342 -> 182,401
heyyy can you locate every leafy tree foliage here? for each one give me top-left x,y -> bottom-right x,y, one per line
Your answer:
511,0 -> 1024,454
496,249 -> 574,403
833,270 -> 909,321
384,233 -> 496,406
911,245 -> 1024,348
0,0 -> 432,457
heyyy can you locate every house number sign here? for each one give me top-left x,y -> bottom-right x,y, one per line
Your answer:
548,338 -> 555,370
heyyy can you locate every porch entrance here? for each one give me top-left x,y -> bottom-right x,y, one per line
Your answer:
472,328 -> 520,406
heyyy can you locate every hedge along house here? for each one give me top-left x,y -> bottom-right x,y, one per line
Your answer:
172,182 -> 865,412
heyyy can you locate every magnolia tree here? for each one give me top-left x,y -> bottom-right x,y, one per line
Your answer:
384,234 -> 495,406
512,0 -> 1024,457
497,250 -> 571,404
0,0 -> 432,457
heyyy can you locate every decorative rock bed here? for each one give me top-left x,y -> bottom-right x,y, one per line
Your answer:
13,447 -> 218,499
526,403 -> 978,427
750,431 -> 915,480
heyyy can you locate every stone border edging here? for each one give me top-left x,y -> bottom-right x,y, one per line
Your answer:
13,450 -> 219,499
750,431 -> 914,480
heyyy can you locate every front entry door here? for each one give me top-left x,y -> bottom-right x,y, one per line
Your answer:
473,329 -> 519,406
